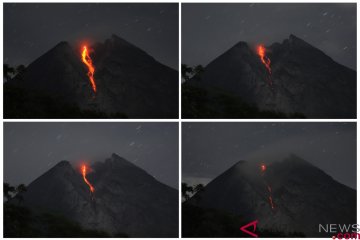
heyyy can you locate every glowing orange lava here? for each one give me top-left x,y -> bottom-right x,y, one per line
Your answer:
260,163 -> 275,210
257,45 -> 271,74
261,164 -> 267,172
257,45 -> 273,87
81,46 -> 97,93
81,164 -> 95,193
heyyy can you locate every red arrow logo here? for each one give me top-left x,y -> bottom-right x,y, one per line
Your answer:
240,220 -> 258,238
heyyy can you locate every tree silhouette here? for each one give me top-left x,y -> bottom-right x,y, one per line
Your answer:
15,184 -> 27,205
191,184 -> 205,203
181,182 -> 193,201
193,183 -> 204,194
16,65 -> 26,78
4,64 -> 15,81
16,184 -> 27,193
4,182 -> 15,201
181,64 -> 193,82
192,65 -> 204,79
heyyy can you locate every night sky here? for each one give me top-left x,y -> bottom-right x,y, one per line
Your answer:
182,122 -> 356,189
182,3 -> 356,70
4,3 -> 178,70
4,122 -> 179,189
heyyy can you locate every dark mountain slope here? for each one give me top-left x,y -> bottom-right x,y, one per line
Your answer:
187,155 -> 356,237
185,34 -> 356,118
5,35 -> 178,118
92,35 -> 178,118
18,153 -> 178,237
8,42 -> 93,108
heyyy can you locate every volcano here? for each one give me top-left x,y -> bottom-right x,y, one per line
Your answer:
184,155 -> 356,237
183,34 -> 356,118
5,34 -> 178,118
15,153 -> 178,237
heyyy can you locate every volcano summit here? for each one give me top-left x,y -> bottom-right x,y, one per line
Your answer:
182,155 -> 356,237
5,35 -> 178,119
6,154 -> 178,237
182,34 -> 356,119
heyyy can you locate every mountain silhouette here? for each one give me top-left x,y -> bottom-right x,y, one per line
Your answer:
184,34 -> 356,118
16,153 -> 178,237
6,35 -> 178,118
186,155 -> 356,237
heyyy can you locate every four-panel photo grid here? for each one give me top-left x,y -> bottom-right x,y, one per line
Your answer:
2,1 -> 358,239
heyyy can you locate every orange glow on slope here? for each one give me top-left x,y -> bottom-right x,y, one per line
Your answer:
257,45 -> 273,86
259,164 -> 275,210
81,46 -> 97,93
81,164 -> 95,193
261,164 -> 267,172
257,45 -> 272,74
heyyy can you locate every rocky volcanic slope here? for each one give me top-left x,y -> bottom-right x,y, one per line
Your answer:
19,154 -> 178,237
188,34 -> 356,118
187,155 -> 356,237
9,41 -> 93,107
91,35 -> 178,118
9,35 -> 178,118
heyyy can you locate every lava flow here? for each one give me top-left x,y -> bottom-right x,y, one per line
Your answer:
268,196 -> 275,210
260,163 -> 275,210
81,46 -> 97,93
257,45 -> 272,86
260,164 -> 267,172
81,164 -> 95,194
